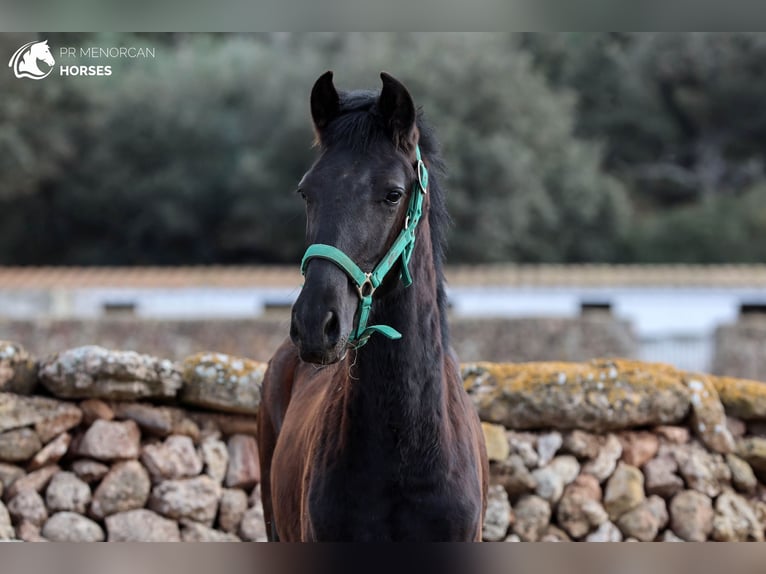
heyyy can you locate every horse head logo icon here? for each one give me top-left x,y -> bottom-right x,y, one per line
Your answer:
8,40 -> 55,80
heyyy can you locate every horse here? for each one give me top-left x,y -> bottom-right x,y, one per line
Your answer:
257,71 -> 488,542
9,40 -> 55,80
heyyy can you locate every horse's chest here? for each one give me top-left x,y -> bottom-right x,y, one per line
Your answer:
305,457 -> 482,541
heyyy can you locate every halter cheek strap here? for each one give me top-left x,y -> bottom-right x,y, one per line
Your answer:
300,145 -> 429,347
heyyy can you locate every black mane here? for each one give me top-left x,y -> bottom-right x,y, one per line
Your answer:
319,88 -> 452,347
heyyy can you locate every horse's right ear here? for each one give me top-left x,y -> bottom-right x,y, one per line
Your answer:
310,71 -> 340,138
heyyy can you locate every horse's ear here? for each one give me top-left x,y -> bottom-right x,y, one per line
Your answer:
310,71 -> 340,138
378,72 -> 418,155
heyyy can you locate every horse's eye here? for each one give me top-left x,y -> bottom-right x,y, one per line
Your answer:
385,190 -> 404,205
297,189 -> 307,202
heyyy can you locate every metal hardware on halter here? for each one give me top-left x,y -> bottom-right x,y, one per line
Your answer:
357,274 -> 375,299
299,145 -> 429,347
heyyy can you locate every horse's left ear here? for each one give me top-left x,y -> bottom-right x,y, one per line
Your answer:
378,72 -> 418,156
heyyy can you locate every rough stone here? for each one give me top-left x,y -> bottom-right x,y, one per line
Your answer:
0,341 -> 37,395
541,525 -> 571,542
604,462 -> 644,520
491,455 -> 537,497
181,352 -> 264,415
34,407 -> 83,444
149,475 -> 221,525
239,501 -> 268,542
654,425 -> 690,444
616,496 -> 667,542
76,419 -> 140,461
463,360 -> 691,432
532,456 -> 579,504
647,495 -> 669,530
181,520 -> 241,542
90,460 -> 150,519
40,346 -> 183,400
618,431 -> 659,468
8,490 -> 47,527
644,455 -> 684,498
532,467 -> 564,504
141,435 -> 202,482
504,534 -> 521,542
736,437 -> 766,482
482,422 -> 510,462
713,375 -> 766,421
583,434 -> 622,482
0,428 -> 42,462
675,443 -> 724,497
16,521 -> 45,542
684,376 -> 734,453
585,521 -> 623,542
557,474 -> 603,539
201,436 -> 229,484
511,494 -> 550,542
5,465 -> 59,500
669,490 -> 714,542
726,417 -> 747,438
506,431 -> 538,468
536,432 -> 562,467
29,433 -> 71,471
110,402 -> 198,440
71,459 -> 110,484
106,509 -> 181,542
45,471 -> 91,513
661,530 -> 684,542
79,399 -> 114,424
726,453 -> 757,494
226,434 -> 260,489
218,488 -> 248,534
563,430 -> 601,460
0,393 -> 81,435
42,512 -> 104,542
0,501 -> 14,539
483,484 -> 513,541
711,490 -> 763,542
0,463 -> 24,491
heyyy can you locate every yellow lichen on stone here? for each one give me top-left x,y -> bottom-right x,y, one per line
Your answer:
709,376 -> 766,420
180,352 -> 264,415
684,374 -> 735,454
462,358 -> 691,434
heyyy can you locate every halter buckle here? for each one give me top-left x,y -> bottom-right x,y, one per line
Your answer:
417,159 -> 429,193
356,273 -> 375,299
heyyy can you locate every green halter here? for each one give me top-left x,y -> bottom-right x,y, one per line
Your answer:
300,146 -> 429,347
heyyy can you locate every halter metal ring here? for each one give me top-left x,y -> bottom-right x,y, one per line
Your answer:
357,273 -> 375,299
416,159 -> 429,193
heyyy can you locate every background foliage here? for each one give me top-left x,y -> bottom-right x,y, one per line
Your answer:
0,33 -> 763,265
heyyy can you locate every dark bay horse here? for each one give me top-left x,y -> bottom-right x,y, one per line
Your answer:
257,71 -> 488,542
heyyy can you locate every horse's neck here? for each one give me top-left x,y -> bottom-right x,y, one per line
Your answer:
350,225 -> 447,454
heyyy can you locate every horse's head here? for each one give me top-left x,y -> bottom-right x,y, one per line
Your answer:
290,71 -> 424,365
31,41 -> 55,67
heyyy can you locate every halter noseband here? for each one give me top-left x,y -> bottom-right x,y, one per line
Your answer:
300,145 -> 429,348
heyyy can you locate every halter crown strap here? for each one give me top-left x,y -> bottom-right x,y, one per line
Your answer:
300,145 -> 428,347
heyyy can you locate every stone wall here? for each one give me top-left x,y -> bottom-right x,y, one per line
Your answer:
3,340 -> 766,542
0,316 -> 636,363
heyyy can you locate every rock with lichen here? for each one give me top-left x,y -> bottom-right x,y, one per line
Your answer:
462,359 -> 691,433
180,352 -> 264,415
39,346 -> 182,400
0,341 -> 37,395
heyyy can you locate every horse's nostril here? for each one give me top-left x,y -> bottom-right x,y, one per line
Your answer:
323,311 -> 340,346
